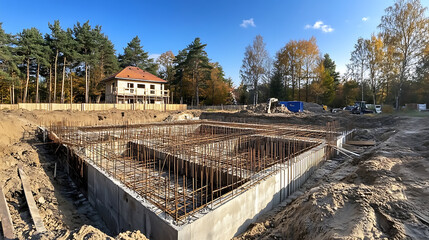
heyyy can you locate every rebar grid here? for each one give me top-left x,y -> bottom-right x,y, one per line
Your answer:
48,120 -> 339,223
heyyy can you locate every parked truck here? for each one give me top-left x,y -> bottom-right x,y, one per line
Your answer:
351,101 -> 374,114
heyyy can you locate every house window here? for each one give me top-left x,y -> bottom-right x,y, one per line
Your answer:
137,84 -> 145,88
150,85 -> 155,89
127,83 -> 134,88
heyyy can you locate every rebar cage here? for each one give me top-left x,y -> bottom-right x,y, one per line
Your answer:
48,120 -> 340,223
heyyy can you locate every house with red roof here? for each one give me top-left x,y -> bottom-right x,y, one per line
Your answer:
101,66 -> 169,104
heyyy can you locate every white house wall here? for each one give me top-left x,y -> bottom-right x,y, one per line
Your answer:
116,80 -> 164,95
104,79 -> 166,103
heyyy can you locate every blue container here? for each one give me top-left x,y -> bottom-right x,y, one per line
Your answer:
279,101 -> 303,113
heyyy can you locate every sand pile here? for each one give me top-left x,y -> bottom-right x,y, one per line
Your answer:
163,110 -> 201,121
271,105 -> 291,113
0,113 -> 28,156
235,116 -> 429,239
303,102 -> 325,113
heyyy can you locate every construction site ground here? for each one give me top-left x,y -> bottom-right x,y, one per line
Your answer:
0,108 -> 428,239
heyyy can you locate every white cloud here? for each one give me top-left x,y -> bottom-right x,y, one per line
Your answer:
321,25 -> 334,33
305,21 -> 323,29
362,17 -> 369,22
149,53 -> 161,60
305,20 -> 334,33
240,18 -> 256,28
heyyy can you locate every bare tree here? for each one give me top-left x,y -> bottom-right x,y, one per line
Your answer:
379,0 -> 429,108
365,34 -> 384,104
240,35 -> 269,105
349,38 -> 368,101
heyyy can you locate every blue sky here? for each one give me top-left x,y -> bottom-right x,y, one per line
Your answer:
1,0 -> 428,86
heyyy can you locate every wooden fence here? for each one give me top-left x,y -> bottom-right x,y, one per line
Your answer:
187,105 -> 247,111
0,103 -> 187,112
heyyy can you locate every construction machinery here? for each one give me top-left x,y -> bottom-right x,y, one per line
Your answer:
266,98 -> 279,113
351,101 -> 374,114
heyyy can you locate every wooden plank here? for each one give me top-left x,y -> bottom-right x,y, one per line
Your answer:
330,145 -> 360,158
0,185 -> 15,239
18,166 -> 46,233
346,140 -> 376,146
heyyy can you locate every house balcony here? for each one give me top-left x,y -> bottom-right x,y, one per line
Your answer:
112,87 -> 170,97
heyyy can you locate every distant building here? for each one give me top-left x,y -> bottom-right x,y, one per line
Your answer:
101,66 -> 169,104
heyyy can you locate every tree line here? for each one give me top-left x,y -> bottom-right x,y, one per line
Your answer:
239,0 -> 429,108
347,0 -> 429,109
238,35 -> 340,106
0,21 -> 233,105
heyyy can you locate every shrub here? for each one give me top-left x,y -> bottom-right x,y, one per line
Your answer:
382,105 -> 394,113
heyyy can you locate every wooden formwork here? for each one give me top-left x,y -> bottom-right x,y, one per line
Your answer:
0,103 -> 187,112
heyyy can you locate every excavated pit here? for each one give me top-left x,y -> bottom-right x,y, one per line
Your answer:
46,120 -> 347,240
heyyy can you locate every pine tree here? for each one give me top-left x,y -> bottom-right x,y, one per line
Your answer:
185,38 -> 211,106
91,30 -> 118,102
119,36 -> 157,74
236,81 -> 249,105
58,28 -> 76,103
47,20 -> 63,102
34,39 -> 50,103
321,69 -> 335,105
173,48 -> 188,103
0,23 -> 20,103
74,21 -> 97,103
322,54 -> 340,85
269,69 -> 284,99
16,27 -> 44,103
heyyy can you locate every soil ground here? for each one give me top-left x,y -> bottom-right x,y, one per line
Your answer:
232,114 -> 429,239
1,108 -> 428,239
0,109 -> 200,240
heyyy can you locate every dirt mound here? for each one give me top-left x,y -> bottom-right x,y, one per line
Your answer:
115,230 -> 148,240
71,225 -> 112,239
0,109 -> 175,239
234,116 -> 429,240
245,103 -> 268,113
271,105 -> 291,113
163,110 -> 201,121
0,108 -> 177,127
303,102 -> 325,113
0,113 -> 29,156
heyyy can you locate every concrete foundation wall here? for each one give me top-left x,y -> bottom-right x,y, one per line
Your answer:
52,126 -> 350,240
82,141 -> 326,240
86,161 -> 178,239
178,143 -> 326,240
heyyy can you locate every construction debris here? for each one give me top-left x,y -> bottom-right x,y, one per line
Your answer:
0,185 -> 15,239
18,165 -> 46,233
346,140 -> 376,146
